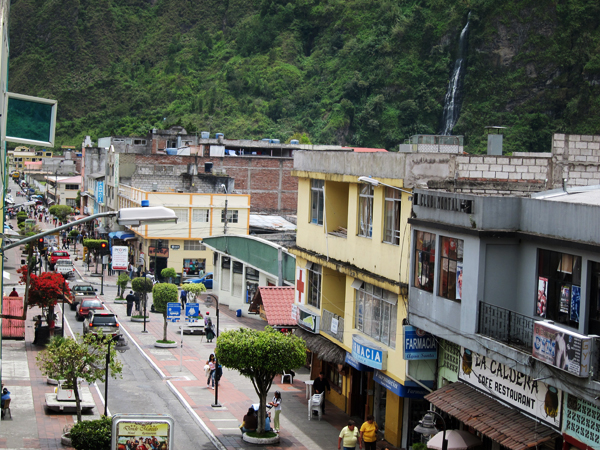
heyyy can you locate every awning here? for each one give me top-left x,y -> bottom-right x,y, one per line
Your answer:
425,382 -> 559,450
109,231 -> 135,240
88,172 -> 105,179
295,328 -> 346,364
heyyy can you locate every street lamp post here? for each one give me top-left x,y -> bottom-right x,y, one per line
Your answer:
220,184 -> 228,235
142,291 -> 148,333
104,334 -> 129,416
207,294 -> 221,408
61,279 -> 66,337
414,410 -> 448,450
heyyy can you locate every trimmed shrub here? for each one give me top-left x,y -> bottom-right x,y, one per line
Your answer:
70,416 -> 111,450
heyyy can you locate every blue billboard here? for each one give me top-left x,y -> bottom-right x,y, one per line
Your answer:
403,325 -> 437,360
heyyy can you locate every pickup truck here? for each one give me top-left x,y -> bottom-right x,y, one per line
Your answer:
48,250 -> 70,269
54,259 -> 75,279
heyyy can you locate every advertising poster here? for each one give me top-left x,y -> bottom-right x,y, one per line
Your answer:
112,246 -> 129,271
570,286 -> 581,323
537,277 -> 548,317
116,422 -> 170,450
456,262 -> 463,300
563,394 -> 600,448
559,285 -> 570,314
532,321 -> 591,377
459,348 -> 562,429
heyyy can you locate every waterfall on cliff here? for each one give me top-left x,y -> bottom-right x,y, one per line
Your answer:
440,14 -> 471,136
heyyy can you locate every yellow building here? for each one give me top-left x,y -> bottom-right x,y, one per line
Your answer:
8,147 -> 53,169
290,151 -> 436,448
116,185 -> 250,277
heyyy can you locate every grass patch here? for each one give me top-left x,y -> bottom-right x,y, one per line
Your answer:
246,431 -> 278,439
131,315 -> 149,319
156,339 -> 176,344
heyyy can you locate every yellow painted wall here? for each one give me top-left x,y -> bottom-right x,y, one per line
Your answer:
325,180 -> 349,232
321,265 -> 346,319
384,392 -> 403,447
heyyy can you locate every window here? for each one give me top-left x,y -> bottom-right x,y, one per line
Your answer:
65,184 -> 79,190
192,209 -> 210,223
414,231 -> 436,293
221,210 -> 238,223
134,139 -> 147,145
184,241 -> 206,251
589,262 -> 600,334
66,199 -> 78,207
173,209 -> 189,222
354,282 -> 397,348
383,187 -> 401,245
439,236 -> 464,301
246,267 -> 260,281
45,152 -> 51,156
150,239 -> 168,247
221,256 -> 231,291
310,179 -> 324,225
537,249 -> 581,326
307,264 -> 322,309
326,362 -> 343,393
358,184 -> 374,237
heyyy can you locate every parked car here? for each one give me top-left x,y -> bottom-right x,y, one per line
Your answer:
83,311 -> 120,337
54,259 -> 75,279
48,250 -> 70,269
76,298 -> 104,321
183,272 -> 213,289
70,284 -> 98,311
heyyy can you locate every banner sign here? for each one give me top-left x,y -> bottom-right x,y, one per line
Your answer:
459,347 -> 562,429
297,305 -> 320,333
563,393 -> 600,448
148,246 -> 169,258
111,246 -> 129,271
403,325 -> 437,360
373,371 -> 430,399
96,180 -> 104,204
111,414 -> 174,450
532,321 -> 592,377
352,334 -> 387,370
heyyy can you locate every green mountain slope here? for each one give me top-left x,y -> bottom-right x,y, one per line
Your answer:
8,0 -> 600,153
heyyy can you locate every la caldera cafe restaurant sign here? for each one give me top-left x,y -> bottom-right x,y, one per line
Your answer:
459,348 -> 562,430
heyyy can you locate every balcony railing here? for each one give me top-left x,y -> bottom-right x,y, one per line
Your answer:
478,302 -> 535,352
321,309 -> 344,343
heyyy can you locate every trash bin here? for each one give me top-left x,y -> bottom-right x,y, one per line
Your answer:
236,309 -> 242,317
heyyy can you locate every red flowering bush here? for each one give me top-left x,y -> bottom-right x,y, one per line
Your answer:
17,265 -> 71,309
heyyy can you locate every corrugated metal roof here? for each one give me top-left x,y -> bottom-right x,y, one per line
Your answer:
249,215 -> 296,231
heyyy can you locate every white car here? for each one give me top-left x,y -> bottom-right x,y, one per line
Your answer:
54,259 -> 75,278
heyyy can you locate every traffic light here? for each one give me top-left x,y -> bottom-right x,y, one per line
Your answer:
37,238 -> 44,250
100,241 -> 108,254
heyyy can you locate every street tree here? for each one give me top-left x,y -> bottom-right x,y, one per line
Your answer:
181,283 -> 207,303
17,266 -> 70,326
36,335 -> 123,422
83,239 -> 108,272
161,267 -> 177,283
116,273 -> 129,299
132,277 -> 153,317
152,283 -> 178,343
216,327 -> 306,434
49,205 -> 73,223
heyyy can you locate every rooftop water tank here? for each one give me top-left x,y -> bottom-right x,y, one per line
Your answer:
165,148 -> 177,155
201,131 -> 210,139
261,138 -> 270,142
271,139 -> 280,144
215,133 -> 224,139
290,139 -> 299,145
141,200 -> 150,207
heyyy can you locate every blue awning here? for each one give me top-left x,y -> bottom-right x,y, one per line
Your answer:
109,231 -> 135,240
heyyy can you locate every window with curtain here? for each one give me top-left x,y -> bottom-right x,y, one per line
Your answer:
358,184 -> 374,237
183,241 -> 206,251
192,209 -> 210,223
221,210 -> 238,223
173,209 -> 189,222
354,282 -> 397,348
383,187 -> 401,245
414,231 -> 436,293
311,179 -> 324,225
439,236 -> 464,301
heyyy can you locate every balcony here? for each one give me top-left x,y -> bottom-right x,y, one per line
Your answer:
478,302 -> 535,352
321,309 -> 344,344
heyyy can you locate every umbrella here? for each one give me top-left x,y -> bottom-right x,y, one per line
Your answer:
427,430 -> 482,450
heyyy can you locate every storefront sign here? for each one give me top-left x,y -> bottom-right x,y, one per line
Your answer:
373,371 -> 429,399
403,325 -> 437,360
111,414 -> 174,450
345,352 -> 373,372
111,246 -> 129,271
96,180 -> 104,204
148,246 -> 169,258
352,335 -> 387,370
295,267 -> 306,304
563,393 -> 600,448
439,340 -> 460,384
297,305 -> 320,333
459,348 -> 562,429
532,321 -> 592,377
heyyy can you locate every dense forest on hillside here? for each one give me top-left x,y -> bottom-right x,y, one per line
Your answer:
8,0 -> 600,153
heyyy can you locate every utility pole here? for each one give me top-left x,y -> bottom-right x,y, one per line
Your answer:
221,184 -> 228,235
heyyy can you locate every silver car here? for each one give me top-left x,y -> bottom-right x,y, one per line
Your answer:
83,311 -> 120,337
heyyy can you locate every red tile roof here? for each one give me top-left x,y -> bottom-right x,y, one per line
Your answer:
425,382 -> 559,450
257,286 -> 296,326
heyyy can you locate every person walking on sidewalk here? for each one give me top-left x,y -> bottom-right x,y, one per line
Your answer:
206,354 -> 216,389
268,391 -> 282,433
339,420 -> 362,450
313,371 -> 330,414
205,316 -> 215,343
180,288 -> 187,308
126,291 -> 136,316
360,415 -> 379,450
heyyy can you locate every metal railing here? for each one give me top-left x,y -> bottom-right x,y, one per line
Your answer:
321,309 -> 344,343
478,302 -> 535,351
